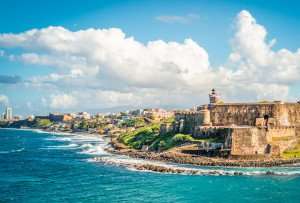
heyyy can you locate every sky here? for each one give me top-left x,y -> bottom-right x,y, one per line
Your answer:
0,0 -> 300,116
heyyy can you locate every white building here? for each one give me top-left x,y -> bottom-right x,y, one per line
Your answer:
74,112 -> 91,119
4,107 -> 13,121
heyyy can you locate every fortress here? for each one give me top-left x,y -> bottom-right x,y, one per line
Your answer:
173,89 -> 300,158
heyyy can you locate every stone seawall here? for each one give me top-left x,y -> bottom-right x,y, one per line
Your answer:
108,148 -> 300,167
231,126 -> 298,157
109,138 -> 300,167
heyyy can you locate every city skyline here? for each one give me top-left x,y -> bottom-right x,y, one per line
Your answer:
1,0 -> 300,116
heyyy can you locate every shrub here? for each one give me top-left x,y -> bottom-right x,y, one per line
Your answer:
172,134 -> 193,143
34,118 -> 52,128
158,140 -> 167,149
119,124 -> 159,149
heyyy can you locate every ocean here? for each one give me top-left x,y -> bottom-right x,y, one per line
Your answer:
1,128 -> 300,203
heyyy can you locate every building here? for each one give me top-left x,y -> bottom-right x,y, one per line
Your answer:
13,116 -> 21,121
143,108 -> 174,121
174,89 -> 300,158
74,112 -> 91,120
3,107 -> 13,121
129,109 -> 144,116
49,113 -> 73,122
27,115 -> 35,121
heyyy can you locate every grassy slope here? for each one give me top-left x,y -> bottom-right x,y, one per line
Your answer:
119,124 -> 221,151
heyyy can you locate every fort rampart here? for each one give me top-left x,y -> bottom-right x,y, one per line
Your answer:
173,90 -> 300,157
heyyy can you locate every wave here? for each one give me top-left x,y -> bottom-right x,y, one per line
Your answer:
79,145 -> 109,156
41,143 -> 79,150
1,128 -> 99,138
36,130 -> 300,176
45,137 -> 72,142
0,148 -> 24,154
42,132 -> 109,156
92,156 -> 300,176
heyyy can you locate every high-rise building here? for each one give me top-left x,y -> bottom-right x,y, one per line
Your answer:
4,107 -> 13,121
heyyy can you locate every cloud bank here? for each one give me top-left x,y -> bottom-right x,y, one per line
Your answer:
0,10 -> 299,112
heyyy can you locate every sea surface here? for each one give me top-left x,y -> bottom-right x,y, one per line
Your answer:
1,128 -> 300,203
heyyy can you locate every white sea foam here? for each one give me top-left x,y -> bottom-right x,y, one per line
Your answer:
0,148 -> 24,154
37,130 -> 300,176
42,143 -> 79,150
42,131 -> 109,156
92,154 -> 300,176
45,137 -> 72,142
78,143 -> 94,149
79,145 -> 109,155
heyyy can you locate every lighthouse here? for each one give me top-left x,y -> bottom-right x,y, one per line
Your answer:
209,88 -> 221,104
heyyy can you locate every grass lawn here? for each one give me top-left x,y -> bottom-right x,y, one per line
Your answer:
282,143 -> 300,159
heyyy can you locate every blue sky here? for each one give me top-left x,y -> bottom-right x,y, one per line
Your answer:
1,0 -> 300,63
0,0 -> 300,116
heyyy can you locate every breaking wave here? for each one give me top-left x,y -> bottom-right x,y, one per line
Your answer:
91,156 -> 300,176
40,131 -> 300,176
41,143 -> 79,150
42,132 -> 109,156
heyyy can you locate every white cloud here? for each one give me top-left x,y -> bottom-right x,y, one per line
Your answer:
155,13 -> 200,24
0,95 -> 9,105
0,27 -> 211,91
0,10 -> 299,112
50,94 -> 78,109
230,10 -> 300,84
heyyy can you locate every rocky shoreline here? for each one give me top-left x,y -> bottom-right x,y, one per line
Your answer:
109,139 -> 300,168
12,127 -> 300,168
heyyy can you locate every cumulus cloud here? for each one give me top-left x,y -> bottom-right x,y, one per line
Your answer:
230,10 -> 300,84
155,13 -> 200,24
0,10 -> 299,112
0,26 -> 211,92
0,95 -> 9,105
50,94 -> 78,109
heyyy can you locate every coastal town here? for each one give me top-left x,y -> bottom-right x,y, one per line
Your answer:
0,106 -> 174,135
2,1 -> 300,202
2,89 -> 300,168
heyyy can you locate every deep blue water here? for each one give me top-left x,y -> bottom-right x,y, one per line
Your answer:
1,129 -> 300,203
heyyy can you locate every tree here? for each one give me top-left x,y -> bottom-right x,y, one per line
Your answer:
79,120 -> 88,130
35,119 -> 52,128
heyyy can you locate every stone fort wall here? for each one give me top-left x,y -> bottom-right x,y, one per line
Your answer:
174,111 -> 204,134
210,103 -> 300,127
231,126 -> 297,157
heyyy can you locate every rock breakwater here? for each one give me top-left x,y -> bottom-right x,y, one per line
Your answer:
108,141 -> 300,167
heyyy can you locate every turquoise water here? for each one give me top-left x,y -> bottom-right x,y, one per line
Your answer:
1,129 -> 300,203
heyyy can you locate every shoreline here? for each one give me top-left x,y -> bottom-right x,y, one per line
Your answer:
0,127 -> 102,138
3,127 -> 300,169
109,137 -> 300,168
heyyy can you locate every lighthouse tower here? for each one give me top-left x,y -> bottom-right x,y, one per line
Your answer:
209,88 -> 221,104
